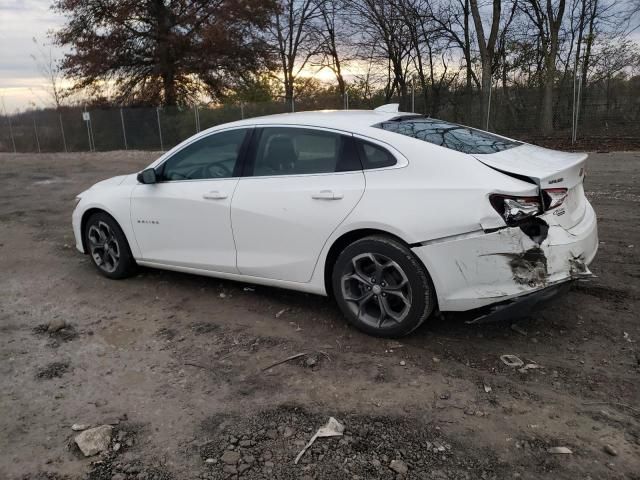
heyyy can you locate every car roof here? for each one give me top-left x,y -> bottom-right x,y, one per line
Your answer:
212,109 -> 407,136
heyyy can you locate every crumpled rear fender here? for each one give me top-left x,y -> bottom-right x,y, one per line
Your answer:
412,201 -> 598,311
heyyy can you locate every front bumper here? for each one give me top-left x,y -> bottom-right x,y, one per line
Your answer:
72,205 -> 85,253
412,201 -> 598,312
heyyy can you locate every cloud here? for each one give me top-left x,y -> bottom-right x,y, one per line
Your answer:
0,0 -> 67,109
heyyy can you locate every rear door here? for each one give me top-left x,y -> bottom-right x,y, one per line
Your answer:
231,126 -> 365,283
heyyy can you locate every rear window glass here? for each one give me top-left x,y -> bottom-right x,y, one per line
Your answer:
357,140 -> 396,169
375,117 -> 520,154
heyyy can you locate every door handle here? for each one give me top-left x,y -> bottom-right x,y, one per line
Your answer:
203,191 -> 228,200
312,190 -> 344,200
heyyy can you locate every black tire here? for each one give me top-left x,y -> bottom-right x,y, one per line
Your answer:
84,211 -> 137,279
332,235 -> 435,337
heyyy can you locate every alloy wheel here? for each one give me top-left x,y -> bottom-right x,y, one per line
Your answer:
87,221 -> 120,273
340,252 -> 412,329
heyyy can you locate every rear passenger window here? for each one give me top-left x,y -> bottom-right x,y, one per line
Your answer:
251,127 -> 361,176
357,140 -> 397,169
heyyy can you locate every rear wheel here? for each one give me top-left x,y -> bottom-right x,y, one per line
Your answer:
84,212 -> 136,279
332,235 -> 435,337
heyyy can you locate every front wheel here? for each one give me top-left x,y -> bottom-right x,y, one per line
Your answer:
332,235 -> 436,337
84,212 -> 137,279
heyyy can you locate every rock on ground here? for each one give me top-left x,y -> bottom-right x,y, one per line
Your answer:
389,459 -> 408,474
74,425 -> 113,456
220,450 -> 241,465
47,318 -> 66,332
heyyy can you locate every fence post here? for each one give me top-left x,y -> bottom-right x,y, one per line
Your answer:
240,102 -> 244,120
411,79 -> 415,113
59,113 -> 67,153
156,107 -> 164,151
291,96 -> 295,113
574,75 -> 583,144
194,105 -> 200,133
8,115 -> 16,153
89,114 -> 96,151
120,108 -> 128,150
486,81 -> 493,131
1,98 -> 17,153
83,108 -> 92,151
344,91 -> 349,110
33,116 -> 41,153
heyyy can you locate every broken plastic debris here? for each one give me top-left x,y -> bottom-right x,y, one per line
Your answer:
548,446 -> 572,454
294,417 -> 344,464
500,354 -> 524,368
518,362 -> 543,373
483,384 -> 492,393
510,324 -> 527,336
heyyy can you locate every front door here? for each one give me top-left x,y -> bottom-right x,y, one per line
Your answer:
231,126 -> 365,283
131,128 -> 250,272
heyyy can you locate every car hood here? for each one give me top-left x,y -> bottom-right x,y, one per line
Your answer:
77,175 -> 129,198
472,144 -> 587,190
90,175 -> 129,190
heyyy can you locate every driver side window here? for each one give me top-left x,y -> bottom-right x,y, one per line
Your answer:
159,129 -> 248,181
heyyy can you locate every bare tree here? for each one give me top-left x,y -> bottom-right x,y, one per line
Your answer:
315,0 -> 349,97
30,37 -> 66,109
269,0 -> 324,106
432,0 -> 480,93
396,0 -> 457,115
522,0 -> 567,133
346,0 -> 414,107
469,0 -> 504,127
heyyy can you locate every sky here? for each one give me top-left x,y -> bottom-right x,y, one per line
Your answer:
0,0 -> 344,112
0,0 -> 70,112
1,0 -> 638,113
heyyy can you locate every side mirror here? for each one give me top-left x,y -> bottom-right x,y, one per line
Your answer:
137,168 -> 157,184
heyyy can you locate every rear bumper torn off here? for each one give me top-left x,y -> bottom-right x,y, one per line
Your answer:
465,280 -> 573,323
412,201 -> 598,312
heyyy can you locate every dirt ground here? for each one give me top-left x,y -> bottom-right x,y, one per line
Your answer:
1,150 -> 639,480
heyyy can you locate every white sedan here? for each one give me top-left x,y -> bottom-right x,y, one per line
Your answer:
72,105 -> 598,337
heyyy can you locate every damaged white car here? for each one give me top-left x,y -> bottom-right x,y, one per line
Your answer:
72,105 -> 598,337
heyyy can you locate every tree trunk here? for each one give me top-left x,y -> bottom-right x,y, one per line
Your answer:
540,59 -> 555,133
580,0 -> 598,106
540,0 -> 566,134
152,0 -> 176,106
463,0 -> 473,93
284,75 -> 294,109
334,57 -> 346,98
162,71 -> 176,107
480,57 -> 492,128
470,0 -> 501,129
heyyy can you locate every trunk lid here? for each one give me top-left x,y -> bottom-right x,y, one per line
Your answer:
474,144 -> 588,229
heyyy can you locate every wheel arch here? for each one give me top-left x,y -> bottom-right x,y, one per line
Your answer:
80,208 -> 133,256
323,228 -> 422,298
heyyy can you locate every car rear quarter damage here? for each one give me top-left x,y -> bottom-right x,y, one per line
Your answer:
411,200 -> 598,312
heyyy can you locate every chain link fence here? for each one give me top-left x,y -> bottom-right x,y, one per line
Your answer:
1,85 -> 638,153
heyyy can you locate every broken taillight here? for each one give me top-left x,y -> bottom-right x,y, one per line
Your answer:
489,194 -> 542,226
542,188 -> 568,210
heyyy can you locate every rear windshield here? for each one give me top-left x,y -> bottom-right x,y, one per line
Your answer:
374,116 -> 521,154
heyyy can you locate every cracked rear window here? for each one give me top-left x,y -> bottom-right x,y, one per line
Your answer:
374,117 -> 520,154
